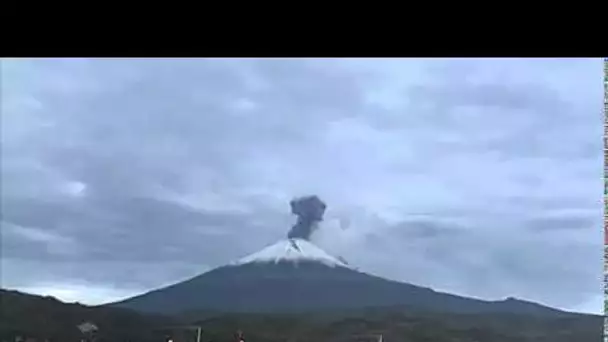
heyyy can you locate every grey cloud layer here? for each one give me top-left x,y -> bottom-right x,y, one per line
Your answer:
0,58 -> 603,312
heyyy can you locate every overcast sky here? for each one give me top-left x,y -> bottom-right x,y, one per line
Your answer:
0,58 -> 604,314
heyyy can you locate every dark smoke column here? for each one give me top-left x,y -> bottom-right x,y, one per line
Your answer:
287,195 -> 327,241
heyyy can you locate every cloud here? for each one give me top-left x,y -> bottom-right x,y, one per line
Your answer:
0,58 -> 602,313
14,282 -> 140,306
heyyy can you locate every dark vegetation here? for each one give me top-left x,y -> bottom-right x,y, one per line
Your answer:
0,289 -> 176,342
1,289 -> 603,342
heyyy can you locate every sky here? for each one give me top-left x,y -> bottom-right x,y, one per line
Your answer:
0,58 -> 604,314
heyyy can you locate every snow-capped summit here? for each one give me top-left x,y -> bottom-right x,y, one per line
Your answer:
232,238 -> 349,268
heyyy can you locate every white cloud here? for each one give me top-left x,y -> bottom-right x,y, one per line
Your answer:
62,181 -> 87,197
566,293 -> 604,315
12,283 -> 140,305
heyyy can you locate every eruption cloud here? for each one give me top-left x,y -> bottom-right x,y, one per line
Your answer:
287,195 -> 327,241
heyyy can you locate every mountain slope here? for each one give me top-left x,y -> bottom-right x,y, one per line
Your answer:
110,239 -> 567,316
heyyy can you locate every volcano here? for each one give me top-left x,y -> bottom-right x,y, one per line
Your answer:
109,238 -> 565,316
110,196 -> 566,316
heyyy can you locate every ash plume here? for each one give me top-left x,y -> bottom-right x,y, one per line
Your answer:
287,195 -> 327,240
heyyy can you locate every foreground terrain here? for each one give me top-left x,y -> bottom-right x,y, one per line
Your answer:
0,289 -> 602,342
